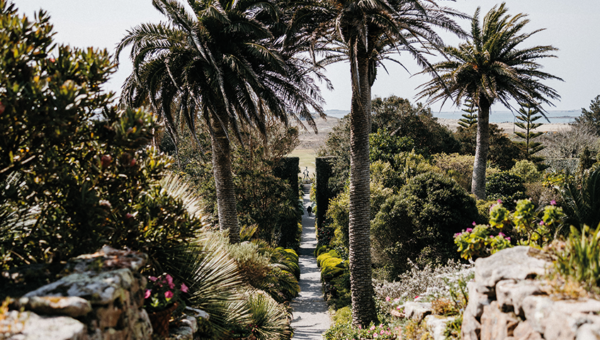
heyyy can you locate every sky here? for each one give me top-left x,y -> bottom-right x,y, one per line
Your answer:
18,0 -> 600,113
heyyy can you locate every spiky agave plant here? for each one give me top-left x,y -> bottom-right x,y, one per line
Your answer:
245,290 -> 292,340
162,232 -> 251,339
159,172 -> 205,221
560,166 -> 600,229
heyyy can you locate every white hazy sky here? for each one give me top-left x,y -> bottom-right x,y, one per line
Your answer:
18,0 -> 600,112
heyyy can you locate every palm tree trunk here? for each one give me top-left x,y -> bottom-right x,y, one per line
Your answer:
348,50 -> 377,327
471,98 -> 491,200
210,115 -> 240,243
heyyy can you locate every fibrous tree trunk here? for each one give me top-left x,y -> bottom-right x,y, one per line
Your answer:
471,98 -> 491,200
348,49 -> 377,327
210,115 -> 240,243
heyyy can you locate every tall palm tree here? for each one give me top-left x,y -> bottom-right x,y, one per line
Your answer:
116,0 -> 324,243
287,0 -> 467,326
417,3 -> 562,199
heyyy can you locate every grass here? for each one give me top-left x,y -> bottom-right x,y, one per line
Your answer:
288,148 -> 317,178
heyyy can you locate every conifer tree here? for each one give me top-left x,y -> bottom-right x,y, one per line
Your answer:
515,103 -> 547,169
458,98 -> 478,128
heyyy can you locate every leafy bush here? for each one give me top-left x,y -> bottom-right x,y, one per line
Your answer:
371,172 -> 479,278
510,160 -> 543,183
332,306 -> 352,325
324,322 -> 400,340
454,200 -> 565,260
371,152 -> 439,192
486,172 -> 528,209
0,3 -> 204,280
369,131 -> 418,165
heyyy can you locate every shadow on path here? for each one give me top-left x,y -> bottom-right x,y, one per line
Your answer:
291,188 -> 330,340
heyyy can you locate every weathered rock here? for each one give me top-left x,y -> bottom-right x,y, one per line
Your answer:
185,307 -> 210,321
11,247 -> 152,340
496,280 -> 544,316
467,281 -> 491,319
576,323 -> 600,340
480,301 -> 519,340
67,246 -> 148,274
545,312 -> 600,340
513,321 -> 543,340
461,312 -> 481,340
522,296 -> 554,334
425,315 -> 456,340
404,302 -> 432,322
12,296 -> 92,318
2,310 -> 87,340
24,268 -> 134,305
475,247 -> 548,289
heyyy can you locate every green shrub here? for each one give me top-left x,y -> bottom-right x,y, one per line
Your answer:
315,245 -> 329,257
332,306 -> 352,325
486,172 -> 527,209
371,172 -> 479,277
510,160 -> 543,183
476,200 -> 496,221
321,257 -> 345,281
0,3 -> 204,276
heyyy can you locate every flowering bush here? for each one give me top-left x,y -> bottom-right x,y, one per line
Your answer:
374,259 -> 473,311
454,199 -> 565,260
144,273 -> 188,312
324,322 -> 401,340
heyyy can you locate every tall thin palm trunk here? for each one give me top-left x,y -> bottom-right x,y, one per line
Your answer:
348,51 -> 377,327
210,116 -> 240,243
471,98 -> 490,200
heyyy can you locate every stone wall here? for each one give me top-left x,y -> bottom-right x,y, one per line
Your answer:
1,246 -> 153,340
462,246 -> 600,340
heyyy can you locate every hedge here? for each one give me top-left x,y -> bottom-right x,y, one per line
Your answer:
315,157 -> 337,230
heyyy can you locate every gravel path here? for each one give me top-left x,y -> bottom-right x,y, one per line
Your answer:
291,190 -> 330,340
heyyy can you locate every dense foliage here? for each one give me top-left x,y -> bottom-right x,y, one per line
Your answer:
0,3 -> 203,283
485,172 -> 528,210
371,172 -> 479,278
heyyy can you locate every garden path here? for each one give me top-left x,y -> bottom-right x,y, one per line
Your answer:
291,187 -> 330,339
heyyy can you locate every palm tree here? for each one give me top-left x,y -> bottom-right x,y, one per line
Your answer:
116,0 -> 324,243
288,0 -> 467,326
417,3 -> 562,199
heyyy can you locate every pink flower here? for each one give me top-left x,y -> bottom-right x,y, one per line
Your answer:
551,200 -> 556,206
148,276 -> 158,282
385,296 -> 390,302
539,220 -> 545,226
506,237 -> 511,241
358,325 -> 362,329
373,334 -> 378,338
472,221 -> 476,226
165,290 -> 174,299
497,199 -> 503,204
466,228 -> 473,233
166,274 -> 175,289
181,283 -> 189,293
370,325 -> 376,331
498,232 -> 505,237
490,235 -> 494,238
397,306 -> 402,310
144,289 -> 152,299
454,233 -> 461,238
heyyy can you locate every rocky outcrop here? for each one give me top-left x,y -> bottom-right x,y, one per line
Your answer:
462,246 -> 600,340
2,246 -> 152,340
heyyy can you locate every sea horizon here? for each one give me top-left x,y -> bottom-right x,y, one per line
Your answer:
322,109 -> 581,124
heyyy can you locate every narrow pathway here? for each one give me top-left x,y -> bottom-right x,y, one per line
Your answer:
291,188 -> 330,339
